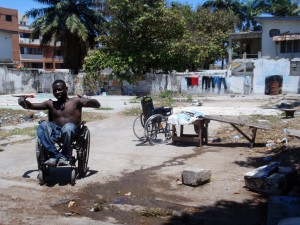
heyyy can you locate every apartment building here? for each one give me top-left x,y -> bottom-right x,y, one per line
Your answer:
0,7 -> 64,71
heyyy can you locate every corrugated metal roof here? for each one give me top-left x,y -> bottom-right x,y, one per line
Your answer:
273,33 -> 300,41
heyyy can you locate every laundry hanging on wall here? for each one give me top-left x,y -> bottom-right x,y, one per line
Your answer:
186,76 -> 199,86
186,77 -> 192,86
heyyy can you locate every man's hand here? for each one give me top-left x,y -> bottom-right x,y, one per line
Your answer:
77,94 -> 89,98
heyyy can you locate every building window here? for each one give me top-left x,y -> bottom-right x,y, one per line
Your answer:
20,47 -> 42,55
20,21 -> 26,26
269,29 -> 280,37
290,61 -> 300,76
24,62 -> 43,69
45,63 -> 54,69
20,33 -> 39,39
55,63 -> 64,69
280,40 -> 300,53
55,49 -> 62,56
20,33 -> 31,38
5,15 -> 12,21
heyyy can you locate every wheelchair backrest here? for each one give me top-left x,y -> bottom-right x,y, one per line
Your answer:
141,96 -> 154,122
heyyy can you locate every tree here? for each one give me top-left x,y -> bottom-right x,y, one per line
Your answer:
167,4 -> 238,70
25,0 -> 106,74
239,0 -> 266,31
89,0 -> 184,79
202,0 -> 243,29
263,0 -> 299,16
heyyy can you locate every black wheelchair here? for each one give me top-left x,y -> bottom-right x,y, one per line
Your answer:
132,96 -> 173,145
36,120 -> 90,186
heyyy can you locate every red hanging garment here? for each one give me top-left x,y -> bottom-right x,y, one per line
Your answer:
191,77 -> 199,86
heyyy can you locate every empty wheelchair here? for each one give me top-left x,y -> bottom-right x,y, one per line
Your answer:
133,96 -> 173,145
36,121 -> 90,186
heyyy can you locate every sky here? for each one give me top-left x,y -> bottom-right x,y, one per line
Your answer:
0,0 -> 206,14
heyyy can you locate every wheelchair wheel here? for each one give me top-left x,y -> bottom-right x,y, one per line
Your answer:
77,127 -> 90,178
144,114 -> 172,145
132,113 -> 146,140
36,138 -> 47,185
70,168 -> 76,186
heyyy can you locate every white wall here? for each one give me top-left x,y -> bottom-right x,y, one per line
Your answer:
261,19 -> 300,59
0,67 -> 74,94
253,58 -> 300,94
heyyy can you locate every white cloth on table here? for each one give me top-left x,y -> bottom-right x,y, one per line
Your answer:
168,110 -> 206,125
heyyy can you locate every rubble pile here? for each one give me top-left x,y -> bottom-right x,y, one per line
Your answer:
0,109 -> 46,127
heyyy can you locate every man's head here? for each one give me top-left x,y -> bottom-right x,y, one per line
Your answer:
52,80 -> 68,101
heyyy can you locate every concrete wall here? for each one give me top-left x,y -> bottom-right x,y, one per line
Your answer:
0,67 -> 74,95
253,58 -> 300,94
1,61 -> 299,96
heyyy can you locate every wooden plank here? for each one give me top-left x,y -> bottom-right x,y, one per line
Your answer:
204,115 -> 270,130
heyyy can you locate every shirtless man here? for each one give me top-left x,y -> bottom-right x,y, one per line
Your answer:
18,79 -> 101,166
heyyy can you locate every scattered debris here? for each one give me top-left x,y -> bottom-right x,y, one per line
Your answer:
191,99 -> 203,106
65,211 -> 80,217
68,200 -> 76,208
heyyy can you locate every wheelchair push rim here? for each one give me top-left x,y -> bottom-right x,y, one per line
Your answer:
77,128 -> 90,178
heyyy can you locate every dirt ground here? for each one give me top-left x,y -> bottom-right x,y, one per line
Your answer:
0,94 -> 299,225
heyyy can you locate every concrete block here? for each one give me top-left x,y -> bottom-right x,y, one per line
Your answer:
182,168 -> 211,186
244,163 -> 293,194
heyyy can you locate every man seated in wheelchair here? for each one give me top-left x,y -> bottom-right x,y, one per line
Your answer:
18,79 -> 101,166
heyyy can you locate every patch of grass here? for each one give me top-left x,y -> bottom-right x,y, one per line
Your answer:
0,125 -> 38,140
138,207 -> 171,217
128,97 -> 141,104
82,112 -> 106,122
97,107 -> 114,110
122,107 -> 142,116
250,114 -> 282,125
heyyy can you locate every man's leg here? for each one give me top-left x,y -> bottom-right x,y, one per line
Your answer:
37,121 -> 63,166
61,123 -> 77,160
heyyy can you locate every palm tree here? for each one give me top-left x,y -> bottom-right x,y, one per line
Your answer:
240,0 -> 266,31
263,0 -> 299,16
202,0 -> 244,29
25,0 -> 106,74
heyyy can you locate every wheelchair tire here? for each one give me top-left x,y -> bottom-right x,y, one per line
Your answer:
70,168 -> 76,186
36,138 -> 47,185
78,128 -> 90,178
144,114 -> 172,145
132,113 -> 146,140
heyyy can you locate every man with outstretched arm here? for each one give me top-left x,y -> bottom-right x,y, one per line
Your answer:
18,79 -> 101,166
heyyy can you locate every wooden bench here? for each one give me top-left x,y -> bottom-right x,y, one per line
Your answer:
281,108 -> 297,118
204,115 -> 270,148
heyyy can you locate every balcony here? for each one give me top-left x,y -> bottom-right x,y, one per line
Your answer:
19,38 -> 61,46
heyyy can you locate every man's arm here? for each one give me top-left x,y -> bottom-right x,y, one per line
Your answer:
18,96 -> 50,110
77,95 -> 101,108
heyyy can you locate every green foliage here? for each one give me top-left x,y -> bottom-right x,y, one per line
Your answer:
25,0 -> 106,74
97,107 -> 114,110
159,90 -> 173,99
0,126 -> 37,140
262,0 -> 299,16
122,107 -> 142,116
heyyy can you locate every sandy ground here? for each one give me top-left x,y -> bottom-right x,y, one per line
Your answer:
0,93 -> 299,225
